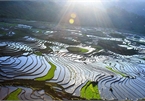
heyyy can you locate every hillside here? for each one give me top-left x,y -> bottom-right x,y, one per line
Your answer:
0,1 -> 145,34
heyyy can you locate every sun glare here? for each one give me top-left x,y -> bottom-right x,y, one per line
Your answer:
71,13 -> 76,19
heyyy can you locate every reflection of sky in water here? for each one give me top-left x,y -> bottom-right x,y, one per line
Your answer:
1,29 -> 145,100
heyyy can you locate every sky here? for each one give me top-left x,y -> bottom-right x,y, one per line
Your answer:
59,0 -> 145,16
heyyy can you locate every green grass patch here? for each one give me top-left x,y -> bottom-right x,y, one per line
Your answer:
67,47 -> 88,53
95,45 -> 103,52
106,66 -> 126,77
5,88 -> 22,100
0,22 -> 17,27
34,51 -> 42,56
80,81 -> 101,100
35,61 -> 56,81
141,98 -> 145,100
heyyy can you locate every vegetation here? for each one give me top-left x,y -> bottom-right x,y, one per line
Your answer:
106,66 -> 126,77
5,88 -> 22,100
35,61 -> 56,81
33,29 -> 44,33
84,31 -> 107,37
0,29 -> 7,35
98,39 -> 138,55
0,22 -> 17,27
34,51 -> 42,56
38,47 -> 53,54
94,45 -> 103,52
0,1 -> 145,34
0,79 -> 84,100
95,31 -> 107,37
80,81 -> 101,100
0,28 -> 34,40
67,47 -> 88,54
109,33 -> 125,38
0,1 -> 145,100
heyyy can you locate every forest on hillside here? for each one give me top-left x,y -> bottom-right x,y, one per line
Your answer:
0,1 -> 145,34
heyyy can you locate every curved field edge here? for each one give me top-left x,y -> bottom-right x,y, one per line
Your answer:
4,88 -> 22,100
106,66 -> 127,77
80,81 -> 101,100
35,62 -> 56,81
67,47 -> 89,53
0,79 -> 85,100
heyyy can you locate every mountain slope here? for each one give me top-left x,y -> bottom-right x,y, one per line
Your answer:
0,1 -> 145,34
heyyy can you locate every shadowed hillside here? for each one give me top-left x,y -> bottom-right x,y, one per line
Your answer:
0,1 -> 145,34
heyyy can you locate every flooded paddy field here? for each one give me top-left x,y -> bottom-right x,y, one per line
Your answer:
0,19 -> 145,100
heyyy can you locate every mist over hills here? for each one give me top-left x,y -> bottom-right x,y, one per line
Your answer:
113,0 -> 145,17
0,1 -> 145,34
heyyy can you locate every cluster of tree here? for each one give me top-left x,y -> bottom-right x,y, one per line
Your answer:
0,1 -> 145,34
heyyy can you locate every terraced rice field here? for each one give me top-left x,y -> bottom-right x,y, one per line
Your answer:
1,22 -> 145,100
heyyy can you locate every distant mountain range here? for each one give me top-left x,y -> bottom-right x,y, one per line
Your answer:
112,0 -> 145,17
0,1 -> 145,34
